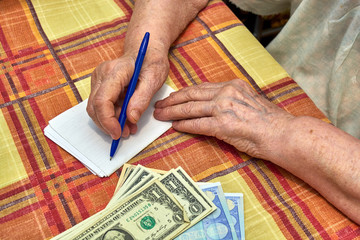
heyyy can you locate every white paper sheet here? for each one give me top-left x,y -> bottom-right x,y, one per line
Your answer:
44,84 -> 175,177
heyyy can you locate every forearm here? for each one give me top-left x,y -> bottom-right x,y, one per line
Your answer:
269,116 -> 360,224
124,0 -> 208,56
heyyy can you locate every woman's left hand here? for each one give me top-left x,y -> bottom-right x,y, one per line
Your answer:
154,79 -> 294,159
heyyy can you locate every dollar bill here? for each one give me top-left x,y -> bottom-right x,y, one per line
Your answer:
225,193 -> 245,240
159,169 -> 215,234
64,179 -> 190,240
109,165 -> 156,205
52,165 -> 242,240
115,164 -> 167,195
175,168 -> 216,212
114,164 -> 136,192
112,166 -> 216,237
120,173 -> 157,200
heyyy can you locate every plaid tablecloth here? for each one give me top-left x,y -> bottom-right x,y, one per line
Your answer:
1,0 -> 359,239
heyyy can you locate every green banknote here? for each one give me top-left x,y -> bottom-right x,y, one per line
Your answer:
63,179 -> 190,240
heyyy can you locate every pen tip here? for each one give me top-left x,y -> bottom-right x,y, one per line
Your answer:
110,157 -> 112,161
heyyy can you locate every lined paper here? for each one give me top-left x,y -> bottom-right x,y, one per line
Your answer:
44,84 -> 175,177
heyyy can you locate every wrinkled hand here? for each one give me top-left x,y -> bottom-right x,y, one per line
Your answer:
87,49 -> 169,139
154,79 -> 295,159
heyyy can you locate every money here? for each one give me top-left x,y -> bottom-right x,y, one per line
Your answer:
52,165 -> 245,240
225,193 -> 245,240
159,169 -> 215,233
56,179 -> 190,240
109,165 -> 158,205
176,182 -> 240,240
112,165 -> 216,235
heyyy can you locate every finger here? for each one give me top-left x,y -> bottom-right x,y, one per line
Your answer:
93,98 -> 122,139
154,100 -> 215,121
171,117 -> 218,137
119,119 -> 138,138
126,73 -> 165,124
128,122 -> 138,134
155,87 -> 219,108
87,69 -> 106,133
92,77 -> 126,138
196,81 -> 228,89
121,124 -> 130,138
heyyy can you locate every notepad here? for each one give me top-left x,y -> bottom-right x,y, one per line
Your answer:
44,84 -> 175,177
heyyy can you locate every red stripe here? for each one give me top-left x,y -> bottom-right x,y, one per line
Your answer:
0,202 -> 41,224
0,183 -> 33,201
51,18 -> 129,48
169,58 -> 189,88
28,97 -> 69,173
265,162 -> 331,239
0,25 -> 14,60
18,59 -> 50,72
178,47 -> 209,83
2,18 -> 128,63
0,75 -> 10,102
41,182 -> 66,231
262,78 -> 295,94
161,128 -> 176,137
115,0 -> 133,18
58,33 -> 125,59
212,139 -> 303,238
243,165 -> 303,239
6,104 -> 42,174
203,1 -> 224,11
70,187 -> 90,219
277,93 -> 308,108
0,72 -> 66,230
213,138 -> 244,162
337,226 -> 360,238
136,135 -> 206,166
0,24 -> 31,92
1,46 -> 48,64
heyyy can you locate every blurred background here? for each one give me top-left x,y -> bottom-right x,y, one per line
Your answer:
224,0 -> 290,47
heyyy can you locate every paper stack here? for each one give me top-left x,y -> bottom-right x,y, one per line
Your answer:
44,84 -> 175,177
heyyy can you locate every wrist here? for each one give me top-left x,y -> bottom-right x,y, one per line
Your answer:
257,113 -> 297,162
123,35 -> 170,66
264,116 -> 319,169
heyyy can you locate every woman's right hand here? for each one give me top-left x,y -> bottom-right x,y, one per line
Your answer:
86,48 -> 170,140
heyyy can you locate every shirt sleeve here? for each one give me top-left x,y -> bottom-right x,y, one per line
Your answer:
228,0 -> 292,16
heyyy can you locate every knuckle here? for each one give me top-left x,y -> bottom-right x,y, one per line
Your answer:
167,92 -> 178,104
86,103 -> 94,117
185,88 -> 197,100
192,119 -> 202,129
181,102 -> 194,115
232,78 -> 247,87
217,96 -> 234,109
222,84 -> 239,96
93,97 -> 104,111
200,82 -> 212,88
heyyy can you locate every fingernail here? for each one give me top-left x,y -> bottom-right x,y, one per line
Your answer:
130,110 -> 140,122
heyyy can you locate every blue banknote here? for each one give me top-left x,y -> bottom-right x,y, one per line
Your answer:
225,193 -> 245,240
176,182 -> 238,240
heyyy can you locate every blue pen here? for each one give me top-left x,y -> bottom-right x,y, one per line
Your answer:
110,32 -> 150,160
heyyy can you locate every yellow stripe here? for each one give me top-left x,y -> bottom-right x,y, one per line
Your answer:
216,26 -> 289,88
31,0 -> 125,41
210,171 -> 287,240
0,110 -> 27,188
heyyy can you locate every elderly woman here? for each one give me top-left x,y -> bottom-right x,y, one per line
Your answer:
86,0 -> 360,224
